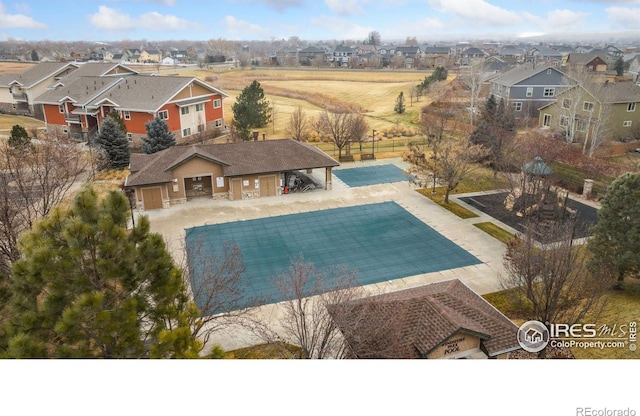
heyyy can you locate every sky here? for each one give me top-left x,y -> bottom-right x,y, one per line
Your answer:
1,0 -> 640,43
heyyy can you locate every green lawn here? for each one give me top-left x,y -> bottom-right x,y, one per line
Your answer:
473,222 -> 514,244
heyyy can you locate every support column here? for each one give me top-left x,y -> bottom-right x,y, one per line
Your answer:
325,167 -> 332,190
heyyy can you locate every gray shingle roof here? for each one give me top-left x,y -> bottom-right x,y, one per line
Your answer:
491,64 -> 567,87
327,279 -> 521,359
126,139 -> 339,187
2,62 -> 77,88
34,74 -> 228,113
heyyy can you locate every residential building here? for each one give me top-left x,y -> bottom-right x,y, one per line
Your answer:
35,70 -> 228,143
539,81 -> 640,144
489,64 -> 574,120
0,61 -> 79,118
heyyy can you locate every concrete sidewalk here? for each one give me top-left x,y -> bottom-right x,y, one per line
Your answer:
142,158 -> 510,351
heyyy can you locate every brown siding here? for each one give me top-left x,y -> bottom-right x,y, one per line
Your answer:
170,157 -> 228,202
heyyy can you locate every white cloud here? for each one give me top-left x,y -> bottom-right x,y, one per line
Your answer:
426,0 -> 522,27
231,0 -> 304,11
89,6 -> 135,30
0,2 -> 46,29
525,9 -> 589,32
108,0 -> 177,5
223,15 -> 272,38
309,15 -> 370,39
606,6 -> 640,30
324,0 -> 369,15
89,5 -> 201,32
139,11 -> 195,30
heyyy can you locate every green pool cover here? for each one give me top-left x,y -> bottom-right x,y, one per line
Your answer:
185,201 -> 481,313
333,164 -> 410,187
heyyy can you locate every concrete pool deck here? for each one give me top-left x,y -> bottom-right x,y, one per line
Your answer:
142,158 -> 514,351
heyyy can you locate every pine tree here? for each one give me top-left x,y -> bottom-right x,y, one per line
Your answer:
3,187 -> 201,358
394,92 -> 406,114
142,117 -> 176,154
95,117 -> 130,170
232,80 -> 271,141
470,95 -> 515,177
8,124 -> 30,150
614,57 -> 624,76
588,172 -> 640,288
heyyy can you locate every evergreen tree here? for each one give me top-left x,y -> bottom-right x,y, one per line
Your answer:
394,92 -> 406,114
2,187 -> 201,358
232,80 -> 271,141
141,117 -> 176,154
588,172 -> 640,288
470,95 -> 515,177
8,124 -> 30,150
30,49 -> 39,62
614,57 -> 624,76
95,117 -> 130,169
107,110 -> 127,134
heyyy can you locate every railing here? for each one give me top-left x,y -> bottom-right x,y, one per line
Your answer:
12,92 -> 27,101
64,113 -> 81,123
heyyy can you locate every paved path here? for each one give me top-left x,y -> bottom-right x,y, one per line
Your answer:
143,158 -> 511,352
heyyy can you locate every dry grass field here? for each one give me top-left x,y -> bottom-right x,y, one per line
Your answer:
0,62 -> 448,141
180,67 -> 449,140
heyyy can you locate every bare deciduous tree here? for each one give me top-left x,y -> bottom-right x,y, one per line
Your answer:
249,257 -> 365,359
318,106 -> 363,159
460,58 -> 487,126
0,133 -> 88,275
182,237 -> 254,351
285,106 -> 309,142
434,140 -> 489,203
500,217 -> 608,357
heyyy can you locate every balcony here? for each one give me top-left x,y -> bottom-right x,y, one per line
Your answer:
12,92 -> 27,101
64,113 -> 81,123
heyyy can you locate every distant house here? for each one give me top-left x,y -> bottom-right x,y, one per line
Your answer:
34,68 -> 227,144
422,46 -> 452,68
140,49 -> 162,63
298,46 -> 326,66
459,47 -> 488,66
394,46 -> 423,69
125,139 -> 339,209
527,46 -> 563,66
333,45 -> 357,67
0,62 -> 79,119
564,53 -> 608,73
327,279 -> 522,359
539,81 -> 640,144
490,64 -> 574,119
498,46 -> 527,64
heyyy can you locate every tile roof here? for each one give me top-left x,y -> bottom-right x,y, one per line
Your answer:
327,279 -> 521,359
125,139 -> 339,187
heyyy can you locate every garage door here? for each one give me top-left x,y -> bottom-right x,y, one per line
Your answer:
260,176 -> 276,197
142,188 -> 163,210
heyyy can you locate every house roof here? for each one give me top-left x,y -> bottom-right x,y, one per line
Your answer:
593,82 -> 640,103
35,74 -> 228,113
2,62 -> 77,88
126,139 -> 339,187
566,53 -> 606,65
491,64 -> 567,87
327,279 -> 521,359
